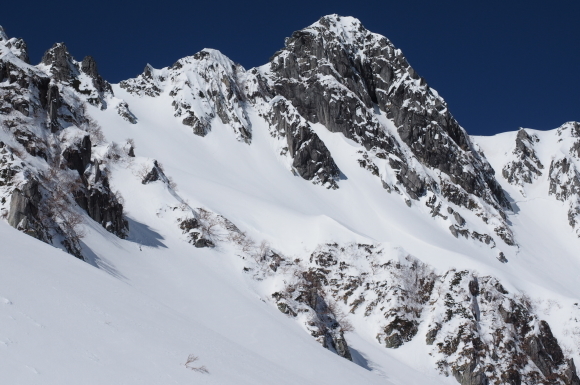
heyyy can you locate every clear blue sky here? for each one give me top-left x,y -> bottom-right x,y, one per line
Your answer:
2,0 -> 578,136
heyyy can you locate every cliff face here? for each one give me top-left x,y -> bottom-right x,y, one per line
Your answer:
0,29 -> 128,258
1,16 -> 580,385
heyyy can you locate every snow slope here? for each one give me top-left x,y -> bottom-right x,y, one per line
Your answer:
2,15 -> 580,385
2,218 -> 438,385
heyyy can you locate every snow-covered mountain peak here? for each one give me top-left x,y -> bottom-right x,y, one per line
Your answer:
299,14 -> 396,55
262,14 -> 515,249
179,48 -> 241,70
40,42 -> 78,80
0,25 -> 29,63
2,16 -> 580,385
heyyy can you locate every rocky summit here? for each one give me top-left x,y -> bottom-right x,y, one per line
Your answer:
1,15 -> 580,385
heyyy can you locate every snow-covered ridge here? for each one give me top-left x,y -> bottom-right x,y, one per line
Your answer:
120,48 -> 251,142
1,16 -> 580,385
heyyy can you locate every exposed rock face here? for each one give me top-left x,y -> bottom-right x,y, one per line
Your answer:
272,262 -> 356,361
0,29 -> 129,254
47,84 -> 61,131
65,155 -> 128,239
62,134 -> 91,176
4,18 -> 580,385
249,15 -> 514,247
41,43 -> 113,109
502,128 -> 544,190
41,43 -> 79,83
76,175 -> 128,238
7,179 -> 44,239
80,55 -> 112,95
265,97 -> 340,188
114,16 -> 512,249
426,271 -> 580,385
263,15 -> 509,211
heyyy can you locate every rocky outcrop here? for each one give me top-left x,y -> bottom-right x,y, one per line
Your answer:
75,169 -> 128,238
80,55 -> 113,96
141,161 -> 162,184
118,64 -> 162,97
41,43 -> 112,108
426,271 -> 580,385
115,100 -> 137,124
41,43 -> 78,83
178,215 -> 215,248
252,15 -> 515,247
272,264 -> 355,361
57,128 -> 128,240
62,134 -> 91,176
265,97 -> 340,188
502,129 -> 544,190
249,241 -> 580,384
0,29 -> 128,251
7,179 -> 44,240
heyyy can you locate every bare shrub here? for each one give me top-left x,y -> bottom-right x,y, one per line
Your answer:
41,166 -> 86,245
106,142 -> 122,162
167,175 -> 177,190
113,190 -> 124,205
239,234 -> 256,255
326,298 -> 354,333
283,282 -> 297,295
518,292 -> 535,312
178,200 -> 191,212
83,115 -> 106,145
134,163 -> 150,180
227,230 -> 246,245
184,354 -> 209,374
255,240 -> 270,261
197,208 -> 222,240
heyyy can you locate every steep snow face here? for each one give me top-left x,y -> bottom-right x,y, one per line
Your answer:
2,17 -> 580,385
